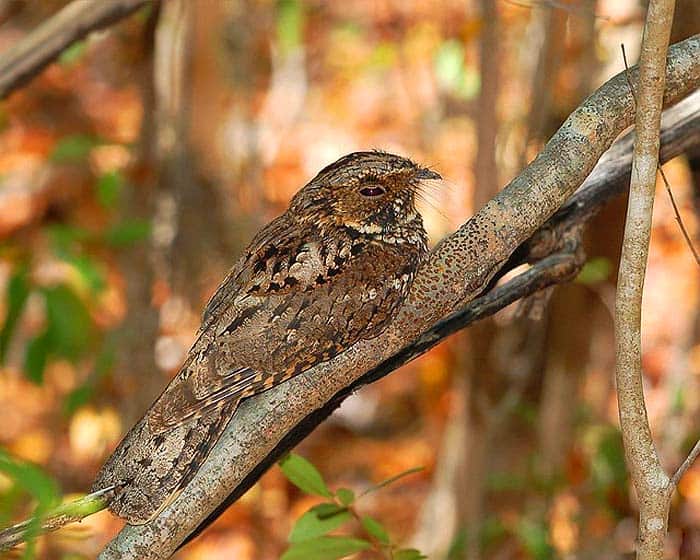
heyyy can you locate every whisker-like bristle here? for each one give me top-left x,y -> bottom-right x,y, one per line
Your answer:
414,177 -> 468,224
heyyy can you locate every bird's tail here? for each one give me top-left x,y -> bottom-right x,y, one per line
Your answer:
91,399 -> 238,525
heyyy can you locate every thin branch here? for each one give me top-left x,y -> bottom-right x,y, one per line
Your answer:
97,36 -> 700,559
659,165 -> 700,266
622,43 -> 700,267
0,0 -> 153,99
671,439 -> 700,487
614,2 -> 676,560
0,487 -> 115,552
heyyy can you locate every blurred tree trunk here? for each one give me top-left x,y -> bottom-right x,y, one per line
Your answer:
114,4 -> 162,425
153,0 -> 231,308
114,0 -> 234,424
474,0 -> 499,210
519,3 -> 567,168
536,0 -> 599,476
455,3 -> 512,557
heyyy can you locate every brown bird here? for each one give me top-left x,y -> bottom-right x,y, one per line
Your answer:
93,151 -> 440,524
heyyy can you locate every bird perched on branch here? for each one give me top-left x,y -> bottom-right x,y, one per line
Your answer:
93,151 -> 440,524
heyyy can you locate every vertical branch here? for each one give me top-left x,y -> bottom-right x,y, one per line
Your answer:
156,0 -> 231,307
474,0 -> 500,208
614,1 -> 676,559
519,3 -> 566,167
115,3 -> 163,425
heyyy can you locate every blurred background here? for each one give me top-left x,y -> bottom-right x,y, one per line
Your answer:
0,0 -> 699,558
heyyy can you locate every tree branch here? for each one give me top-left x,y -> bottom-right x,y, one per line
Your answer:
671,438 -> 700,487
0,487 -> 115,551
2,92 -> 699,552
614,2 -> 676,558
0,0 -> 153,99
95,35 -> 700,559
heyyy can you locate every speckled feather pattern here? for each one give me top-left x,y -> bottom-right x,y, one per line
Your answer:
92,151 -> 437,524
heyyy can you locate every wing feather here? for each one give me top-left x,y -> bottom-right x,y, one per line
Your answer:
146,218 -> 417,433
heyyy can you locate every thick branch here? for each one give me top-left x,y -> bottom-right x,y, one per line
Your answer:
615,2 -> 676,558
3,97 -> 699,552
0,0 -> 152,99
99,36 -> 700,559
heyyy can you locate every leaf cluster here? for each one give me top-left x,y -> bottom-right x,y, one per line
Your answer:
279,453 -> 426,560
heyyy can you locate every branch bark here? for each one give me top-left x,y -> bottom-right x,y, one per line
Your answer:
0,0 -> 152,99
94,35 -> 700,559
614,2 -> 676,558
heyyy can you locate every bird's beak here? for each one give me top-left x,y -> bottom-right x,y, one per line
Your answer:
416,167 -> 442,180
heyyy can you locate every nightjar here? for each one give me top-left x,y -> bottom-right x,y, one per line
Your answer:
93,151 -> 440,524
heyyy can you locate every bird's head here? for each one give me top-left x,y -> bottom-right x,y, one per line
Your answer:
291,151 -> 440,238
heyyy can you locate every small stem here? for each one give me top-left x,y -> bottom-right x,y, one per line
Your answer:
658,165 -> 700,266
671,439 -> 700,488
0,486 -> 115,552
336,496 -> 390,560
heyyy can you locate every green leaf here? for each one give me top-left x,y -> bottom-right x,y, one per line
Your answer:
592,427 -> 627,489
314,503 -> 347,518
64,254 -> 106,293
369,42 -> 397,70
43,284 -> 94,360
58,41 -> 87,66
276,0 -> 304,55
480,516 -> 507,548
0,449 -> 62,559
95,170 -> 124,208
434,40 -> 463,86
62,339 -> 114,415
279,453 -> 332,498
576,257 -> 611,284
361,466 -> 424,496
516,519 -> 553,560
50,134 -> 100,163
0,449 -> 60,509
447,527 -> 467,560
394,549 -> 427,560
360,516 -> 390,545
281,536 -> 371,560
24,331 -> 50,384
0,265 -> 30,363
47,224 -> 91,253
102,219 -> 151,247
63,385 -> 93,416
335,488 -> 355,506
433,40 -> 479,100
289,505 -> 350,543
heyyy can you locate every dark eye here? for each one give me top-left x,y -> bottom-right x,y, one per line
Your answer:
359,185 -> 386,197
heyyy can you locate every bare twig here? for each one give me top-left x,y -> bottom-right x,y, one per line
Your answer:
0,0 -> 152,99
614,2 -> 676,560
659,165 -> 700,266
671,439 -> 700,487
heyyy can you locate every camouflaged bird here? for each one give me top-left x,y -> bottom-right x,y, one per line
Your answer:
93,151 -> 440,524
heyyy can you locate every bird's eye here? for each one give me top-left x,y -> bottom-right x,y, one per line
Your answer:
359,185 -> 386,197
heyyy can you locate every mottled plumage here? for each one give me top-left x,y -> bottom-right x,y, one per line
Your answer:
93,151 -> 440,524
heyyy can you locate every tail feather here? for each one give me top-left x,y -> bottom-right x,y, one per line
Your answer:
92,400 -> 238,525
